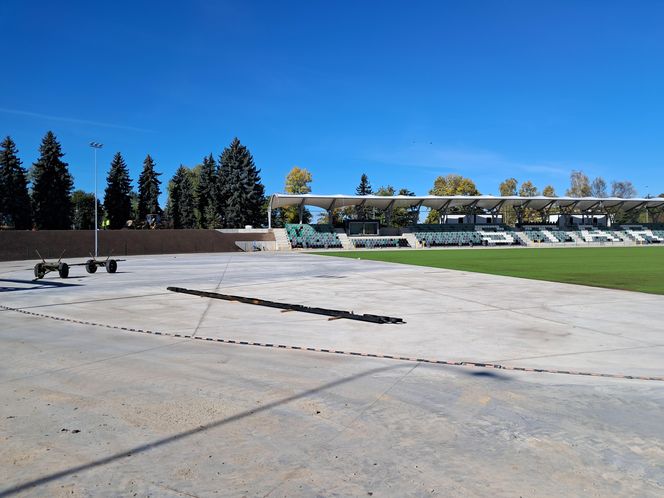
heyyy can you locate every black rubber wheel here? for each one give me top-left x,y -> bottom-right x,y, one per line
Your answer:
106,259 -> 117,273
58,262 -> 69,278
34,263 -> 45,279
85,259 -> 97,273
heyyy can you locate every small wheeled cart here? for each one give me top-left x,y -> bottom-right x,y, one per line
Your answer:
32,250 -> 124,279
84,256 -> 122,274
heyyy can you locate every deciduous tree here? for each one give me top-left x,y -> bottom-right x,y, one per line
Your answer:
518,180 -> 539,222
282,166 -> 313,224
499,178 -> 518,226
71,190 -> 102,230
499,178 -> 518,196
566,170 -> 591,197
426,174 -> 479,223
591,177 -> 608,198
611,180 -> 637,198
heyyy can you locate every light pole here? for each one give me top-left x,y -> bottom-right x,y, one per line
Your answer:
645,186 -> 651,223
89,142 -> 103,258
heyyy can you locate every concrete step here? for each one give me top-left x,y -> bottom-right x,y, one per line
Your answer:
272,228 -> 291,251
567,231 -> 584,244
540,229 -> 559,243
402,233 -> 420,248
513,231 -> 533,246
336,232 -> 353,250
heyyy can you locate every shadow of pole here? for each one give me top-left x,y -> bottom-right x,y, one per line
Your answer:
0,278 -> 83,292
0,364 -> 405,497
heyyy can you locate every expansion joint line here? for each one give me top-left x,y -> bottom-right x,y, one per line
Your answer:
191,256 -> 233,337
1,304 -> 662,382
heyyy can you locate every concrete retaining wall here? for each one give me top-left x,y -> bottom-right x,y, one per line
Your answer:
0,230 -> 275,261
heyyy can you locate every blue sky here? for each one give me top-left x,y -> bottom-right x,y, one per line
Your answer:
2,0 -> 663,206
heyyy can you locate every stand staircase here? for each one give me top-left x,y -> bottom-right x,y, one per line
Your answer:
272,228 -> 291,251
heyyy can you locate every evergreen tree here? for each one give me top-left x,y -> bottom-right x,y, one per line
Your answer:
354,173 -> 373,219
31,131 -> 74,229
104,152 -> 133,229
168,166 -> 196,228
129,190 -> 140,220
196,154 -> 218,228
217,138 -> 265,228
137,154 -> 162,220
0,136 -> 32,229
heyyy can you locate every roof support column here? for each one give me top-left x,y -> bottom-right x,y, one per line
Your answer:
490,200 -> 505,224
384,199 -> 396,226
514,200 -> 531,226
437,200 -> 452,224
327,199 -> 337,226
298,198 -> 306,224
357,199 -> 367,220
466,199 -> 480,224
413,200 -> 424,225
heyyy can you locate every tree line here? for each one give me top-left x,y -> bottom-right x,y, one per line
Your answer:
0,132 -> 266,230
300,170 -> 662,226
1,131 -> 661,230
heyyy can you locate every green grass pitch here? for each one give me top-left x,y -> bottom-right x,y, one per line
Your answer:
317,246 -> 664,295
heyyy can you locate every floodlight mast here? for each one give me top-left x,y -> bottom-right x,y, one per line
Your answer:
89,142 -> 103,258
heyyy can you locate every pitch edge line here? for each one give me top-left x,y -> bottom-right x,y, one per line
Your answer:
1,304 -> 662,382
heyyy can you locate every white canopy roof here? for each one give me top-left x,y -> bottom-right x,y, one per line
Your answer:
269,193 -> 664,212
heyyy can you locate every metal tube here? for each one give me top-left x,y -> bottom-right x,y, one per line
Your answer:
90,142 -> 103,258
167,286 -> 405,324
267,196 -> 272,229
94,147 -> 98,258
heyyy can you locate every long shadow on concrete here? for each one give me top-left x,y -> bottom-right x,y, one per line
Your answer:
0,364 -> 405,497
0,278 -> 83,292
468,370 -> 511,380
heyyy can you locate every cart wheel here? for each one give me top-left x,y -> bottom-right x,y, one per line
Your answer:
85,259 -> 97,273
106,259 -> 117,273
34,263 -> 45,279
58,262 -> 69,278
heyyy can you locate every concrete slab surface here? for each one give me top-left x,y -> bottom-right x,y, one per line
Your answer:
1,252 -> 663,496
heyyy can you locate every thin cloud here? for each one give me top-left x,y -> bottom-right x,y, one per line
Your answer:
365,144 -> 571,177
0,107 -> 154,133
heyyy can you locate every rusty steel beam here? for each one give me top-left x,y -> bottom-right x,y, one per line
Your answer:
167,287 -> 405,324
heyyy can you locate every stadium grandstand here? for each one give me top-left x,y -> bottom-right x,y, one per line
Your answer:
267,194 -> 664,250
